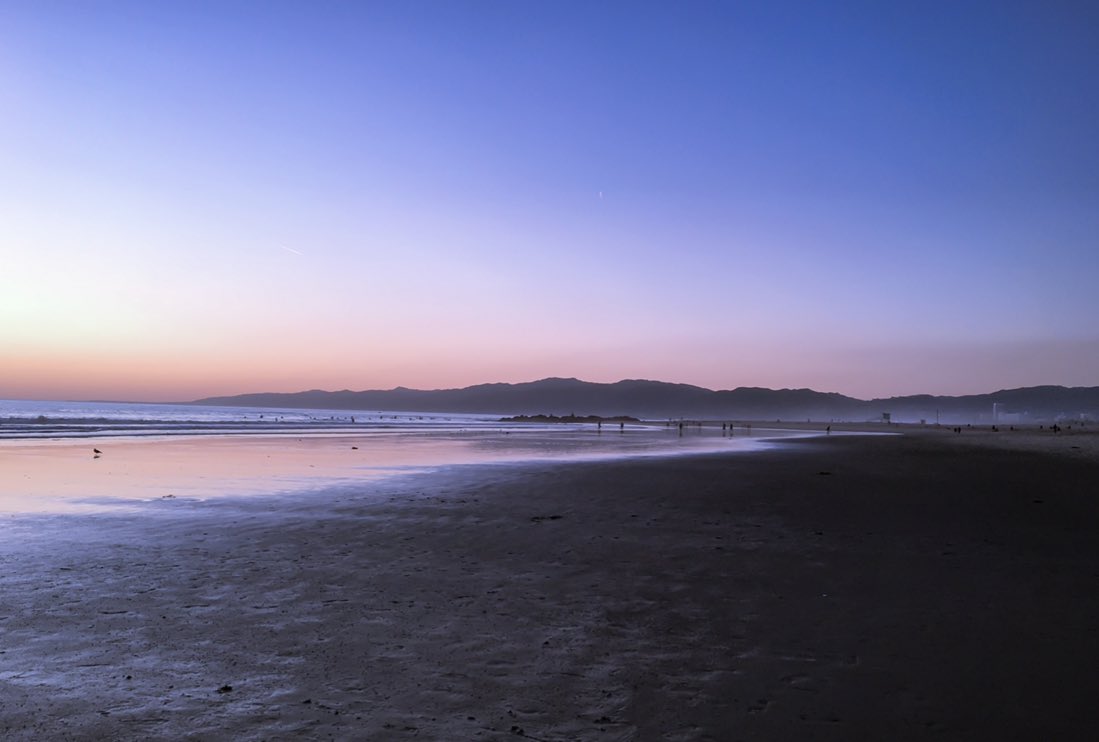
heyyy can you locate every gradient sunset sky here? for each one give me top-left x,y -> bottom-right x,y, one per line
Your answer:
3,1 -> 1097,402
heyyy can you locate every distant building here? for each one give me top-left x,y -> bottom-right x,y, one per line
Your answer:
993,402 -> 1023,424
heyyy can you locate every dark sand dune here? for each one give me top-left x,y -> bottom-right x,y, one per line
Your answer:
1,433 -> 1097,739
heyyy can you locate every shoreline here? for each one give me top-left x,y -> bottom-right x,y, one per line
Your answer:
2,433 -> 1098,738
0,427 -> 799,515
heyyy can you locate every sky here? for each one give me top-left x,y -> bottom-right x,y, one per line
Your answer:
2,1 -> 1097,402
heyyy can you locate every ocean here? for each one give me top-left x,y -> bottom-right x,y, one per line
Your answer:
0,399 -> 787,513
0,399 -> 500,439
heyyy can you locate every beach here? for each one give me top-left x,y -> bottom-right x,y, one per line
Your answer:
2,429 -> 1098,740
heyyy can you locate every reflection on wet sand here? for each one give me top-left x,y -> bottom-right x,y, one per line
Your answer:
0,427 -> 790,513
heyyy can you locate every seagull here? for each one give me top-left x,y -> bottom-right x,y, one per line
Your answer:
93,448 -> 102,454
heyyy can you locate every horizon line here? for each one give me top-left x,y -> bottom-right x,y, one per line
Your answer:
4,377 -> 1094,408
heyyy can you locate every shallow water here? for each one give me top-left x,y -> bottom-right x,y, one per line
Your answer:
0,425 -> 799,513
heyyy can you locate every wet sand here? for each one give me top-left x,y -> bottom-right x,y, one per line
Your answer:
2,432 -> 1098,740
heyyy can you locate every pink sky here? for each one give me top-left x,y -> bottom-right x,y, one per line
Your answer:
3,3 -> 1097,402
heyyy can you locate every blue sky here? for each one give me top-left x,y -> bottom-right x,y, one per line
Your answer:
2,1 -> 1097,400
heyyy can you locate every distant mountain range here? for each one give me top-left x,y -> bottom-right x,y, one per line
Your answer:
192,378 -> 1099,424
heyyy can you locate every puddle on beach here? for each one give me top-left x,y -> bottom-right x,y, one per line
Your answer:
0,427 -> 799,514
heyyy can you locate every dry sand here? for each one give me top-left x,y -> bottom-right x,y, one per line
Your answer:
2,431 -> 1098,740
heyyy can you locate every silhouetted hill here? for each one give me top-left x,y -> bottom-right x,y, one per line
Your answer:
192,378 -> 1099,423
